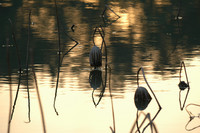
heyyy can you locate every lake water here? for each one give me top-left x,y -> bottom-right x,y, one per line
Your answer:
1,0 -> 200,133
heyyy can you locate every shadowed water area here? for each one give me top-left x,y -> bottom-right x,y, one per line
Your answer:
0,0 -> 200,133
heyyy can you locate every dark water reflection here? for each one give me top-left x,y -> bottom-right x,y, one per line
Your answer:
1,0 -> 200,133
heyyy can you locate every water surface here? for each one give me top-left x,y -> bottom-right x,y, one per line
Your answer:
1,0 -> 200,133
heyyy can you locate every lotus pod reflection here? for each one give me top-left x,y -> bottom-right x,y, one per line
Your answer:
89,46 -> 102,67
178,81 -> 189,90
89,70 -> 102,90
134,87 -> 152,110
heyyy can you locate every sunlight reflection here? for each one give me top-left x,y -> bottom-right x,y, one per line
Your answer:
154,0 -> 171,6
0,1 -> 12,7
1,0 -> 200,133
31,8 -> 56,41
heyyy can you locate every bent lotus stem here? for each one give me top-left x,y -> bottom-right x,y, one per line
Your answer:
92,27 -> 98,46
178,61 -> 190,110
101,5 -> 120,27
96,26 -> 107,65
179,61 -> 190,89
185,103 -> 200,118
90,26 -> 107,68
137,67 -> 161,109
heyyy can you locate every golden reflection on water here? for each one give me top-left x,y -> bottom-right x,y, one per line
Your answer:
1,58 -> 200,133
1,0 -> 200,133
154,0 -> 171,6
31,8 -> 56,41
0,0 -> 12,7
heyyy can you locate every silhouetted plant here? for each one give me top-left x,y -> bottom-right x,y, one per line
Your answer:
134,87 -> 152,110
134,67 -> 161,110
89,27 -> 103,68
8,18 -> 22,73
134,67 -> 161,133
108,66 -> 115,133
25,10 -> 32,123
178,61 -> 190,90
8,18 -> 22,123
178,61 -> 190,110
53,0 -> 79,115
130,112 -> 159,133
185,103 -> 200,131
30,49 -> 46,133
101,5 -> 120,27
5,38 -> 12,133
89,25 -> 108,107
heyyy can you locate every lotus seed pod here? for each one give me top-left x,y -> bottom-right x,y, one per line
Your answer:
178,81 -> 188,90
89,46 -> 102,67
134,86 -> 152,110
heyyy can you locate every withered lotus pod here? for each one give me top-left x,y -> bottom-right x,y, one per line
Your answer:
134,87 -> 152,110
178,81 -> 189,90
89,46 -> 102,67
89,70 -> 102,90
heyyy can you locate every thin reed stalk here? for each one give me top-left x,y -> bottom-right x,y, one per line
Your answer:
9,75 -> 21,123
8,18 -> 22,72
53,0 -> 79,115
30,49 -> 46,133
108,66 -> 116,133
8,18 -> 22,123
135,110 -> 140,133
53,0 -> 61,115
6,39 -> 12,133
26,10 -> 32,122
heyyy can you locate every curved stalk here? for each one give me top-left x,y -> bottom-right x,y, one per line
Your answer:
179,61 -> 190,89
137,67 -> 161,109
